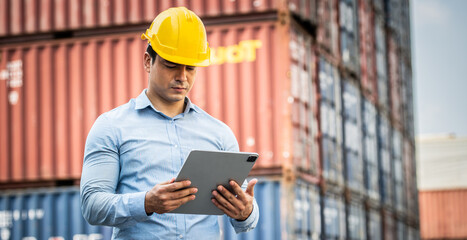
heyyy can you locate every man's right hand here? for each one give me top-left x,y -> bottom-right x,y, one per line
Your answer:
144,178 -> 198,214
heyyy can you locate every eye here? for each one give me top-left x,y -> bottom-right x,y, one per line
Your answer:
186,66 -> 196,71
164,63 -> 177,69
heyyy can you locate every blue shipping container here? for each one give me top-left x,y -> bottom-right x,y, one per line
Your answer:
323,192 -> 346,239
378,115 -> 393,207
293,180 -> 321,240
367,208 -> 382,240
346,200 -> 366,240
319,58 -> 343,186
339,0 -> 360,73
0,187 -> 112,240
392,129 -> 406,214
362,100 -> 380,202
375,14 -> 390,113
342,80 -> 364,194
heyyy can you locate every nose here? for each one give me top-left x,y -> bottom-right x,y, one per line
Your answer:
175,66 -> 188,82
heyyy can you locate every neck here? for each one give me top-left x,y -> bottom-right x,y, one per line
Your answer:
146,93 -> 186,118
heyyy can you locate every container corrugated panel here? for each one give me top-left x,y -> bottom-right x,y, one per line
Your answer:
392,129 -> 406,214
378,115 -> 393,207
367,208 -> 382,240
293,179 -> 321,240
290,23 -> 320,178
319,57 -> 343,186
419,189 -> 467,240
388,32 -> 402,127
385,0 -> 402,40
399,0 -> 412,59
341,80 -> 364,194
362,99 -> 380,202
383,211 -> 396,240
323,191 -> 346,239
339,0 -> 360,74
358,0 -> 377,104
0,0 -> 279,37
400,59 -> 414,139
346,200 -> 367,240
0,33 -> 148,183
0,187 -> 112,240
374,14 -> 390,114
317,0 -> 339,57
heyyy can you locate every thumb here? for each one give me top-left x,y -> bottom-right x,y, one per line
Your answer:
245,178 -> 258,196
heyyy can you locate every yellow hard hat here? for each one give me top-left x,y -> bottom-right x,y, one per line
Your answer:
141,7 -> 211,67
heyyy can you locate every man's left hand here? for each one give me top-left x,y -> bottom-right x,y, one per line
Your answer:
211,178 -> 258,221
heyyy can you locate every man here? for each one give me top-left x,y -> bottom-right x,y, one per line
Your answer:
80,7 -> 259,239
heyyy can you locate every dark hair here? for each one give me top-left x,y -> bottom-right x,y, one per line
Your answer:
146,44 -> 157,64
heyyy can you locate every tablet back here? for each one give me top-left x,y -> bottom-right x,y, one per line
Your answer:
172,150 -> 258,215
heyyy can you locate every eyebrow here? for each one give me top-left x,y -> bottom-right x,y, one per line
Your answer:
161,58 -> 195,68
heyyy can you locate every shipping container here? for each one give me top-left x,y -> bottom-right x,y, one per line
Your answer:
419,189 -> 467,239
323,191 -> 346,239
339,0 -> 360,74
373,0 -> 385,14
317,0 -> 339,57
358,0 -> 377,104
404,139 -> 418,222
392,129 -> 406,214
382,210 -> 396,240
290,24 -> 320,178
0,0 -> 281,37
362,99 -> 380,203
408,226 -> 420,240
366,208 -> 382,240
346,199 -> 366,240
0,33 -> 148,183
288,0 -> 319,27
397,219 -> 407,240
378,115 -> 393,208
400,59 -> 414,139
220,178 -> 322,240
341,80 -> 364,194
387,31 -> 402,127
319,58 -> 343,186
0,187 -> 112,240
374,14 -> 390,114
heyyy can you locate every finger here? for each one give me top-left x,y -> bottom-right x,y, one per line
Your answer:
211,198 -> 235,218
159,178 -> 176,185
245,178 -> 258,196
212,189 -> 237,211
164,180 -> 192,192
169,187 -> 198,200
166,194 -> 196,211
217,185 -> 244,208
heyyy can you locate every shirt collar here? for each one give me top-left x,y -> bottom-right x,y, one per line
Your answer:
134,89 -> 199,114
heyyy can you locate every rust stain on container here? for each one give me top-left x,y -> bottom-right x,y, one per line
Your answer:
419,189 -> 467,239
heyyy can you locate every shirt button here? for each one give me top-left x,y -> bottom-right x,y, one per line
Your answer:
179,235 -> 183,238
174,145 -> 178,148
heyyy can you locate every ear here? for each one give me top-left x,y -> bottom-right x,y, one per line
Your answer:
143,52 -> 151,73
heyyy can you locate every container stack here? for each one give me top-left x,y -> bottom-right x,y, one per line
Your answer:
0,0 -> 418,239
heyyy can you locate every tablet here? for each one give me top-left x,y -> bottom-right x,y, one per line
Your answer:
171,150 -> 258,215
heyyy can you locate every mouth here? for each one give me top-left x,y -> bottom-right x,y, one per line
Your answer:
171,86 -> 186,92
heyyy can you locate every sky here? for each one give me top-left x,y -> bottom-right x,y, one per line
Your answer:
412,0 -> 467,137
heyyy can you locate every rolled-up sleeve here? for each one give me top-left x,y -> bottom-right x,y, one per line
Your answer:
80,114 -> 150,227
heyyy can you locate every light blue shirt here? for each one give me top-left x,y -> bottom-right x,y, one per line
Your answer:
80,90 -> 259,240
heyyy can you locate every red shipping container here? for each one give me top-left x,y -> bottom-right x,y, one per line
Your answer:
388,32 -> 402,128
358,0 -> 377,104
0,17 -> 321,183
317,0 -> 339,58
419,189 -> 467,240
0,0 -> 280,37
0,34 -> 148,183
